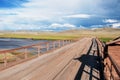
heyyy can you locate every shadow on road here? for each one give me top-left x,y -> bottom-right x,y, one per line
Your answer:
74,39 -> 104,80
74,54 -> 100,80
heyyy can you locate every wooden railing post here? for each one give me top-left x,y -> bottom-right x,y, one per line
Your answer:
24,48 -> 28,59
65,40 -> 67,45
65,40 -> 67,44
62,40 -> 64,46
4,53 -> 7,67
64,40 -> 66,45
70,40 -> 72,43
110,63 -> 113,80
37,46 -> 41,56
69,40 -> 70,43
68,40 -> 70,44
59,40 -> 61,47
53,41 -> 56,49
46,43 -> 49,51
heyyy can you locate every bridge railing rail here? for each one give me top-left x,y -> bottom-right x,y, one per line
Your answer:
0,39 -> 74,70
104,52 -> 120,80
96,38 -> 120,80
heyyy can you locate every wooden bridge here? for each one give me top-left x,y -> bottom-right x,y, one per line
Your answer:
0,38 -> 119,80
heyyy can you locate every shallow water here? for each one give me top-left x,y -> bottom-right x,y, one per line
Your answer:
0,38 -> 48,49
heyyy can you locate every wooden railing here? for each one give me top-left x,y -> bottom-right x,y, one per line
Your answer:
96,38 -> 105,80
104,53 -> 120,80
96,38 -> 104,58
0,39 -> 73,70
96,38 -> 120,80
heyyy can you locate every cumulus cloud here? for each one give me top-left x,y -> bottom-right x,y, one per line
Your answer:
65,14 -> 92,19
49,23 -> 76,28
0,0 -> 82,31
103,19 -> 119,23
0,0 -> 120,31
111,23 -> 120,28
102,19 -> 120,28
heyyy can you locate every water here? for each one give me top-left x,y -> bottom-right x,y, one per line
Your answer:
0,38 -> 48,50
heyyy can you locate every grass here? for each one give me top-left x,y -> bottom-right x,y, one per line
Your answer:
0,53 -> 16,63
99,37 -> 113,42
0,32 -> 119,41
0,28 -> 120,41
0,52 -> 38,63
0,33 -> 79,40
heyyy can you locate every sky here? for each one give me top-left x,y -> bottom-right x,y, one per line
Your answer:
0,0 -> 120,31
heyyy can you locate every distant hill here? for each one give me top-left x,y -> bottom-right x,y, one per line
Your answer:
0,28 -> 120,41
92,28 -> 120,32
60,28 -> 120,34
58,28 -> 120,39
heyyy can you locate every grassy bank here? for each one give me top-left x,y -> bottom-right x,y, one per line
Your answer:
0,33 -> 80,40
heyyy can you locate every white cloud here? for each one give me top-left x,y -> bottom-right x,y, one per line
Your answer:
49,23 -> 77,28
63,23 -> 76,28
111,23 -> 120,28
19,0 -> 81,21
65,14 -> 92,19
0,0 -> 96,22
104,19 -> 118,23
0,0 -> 81,31
23,0 -> 80,11
103,19 -> 120,28
0,0 -> 117,31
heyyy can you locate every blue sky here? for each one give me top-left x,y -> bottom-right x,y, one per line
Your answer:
0,0 -> 120,31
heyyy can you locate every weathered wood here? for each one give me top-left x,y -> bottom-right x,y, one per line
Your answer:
24,48 -> 28,59
37,46 -> 41,56
3,53 -> 7,67
53,41 -> 56,49
46,43 -> 49,51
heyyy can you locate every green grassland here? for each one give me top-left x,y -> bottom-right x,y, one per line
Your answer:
0,28 -> 120,42
0,32 -> 80,40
